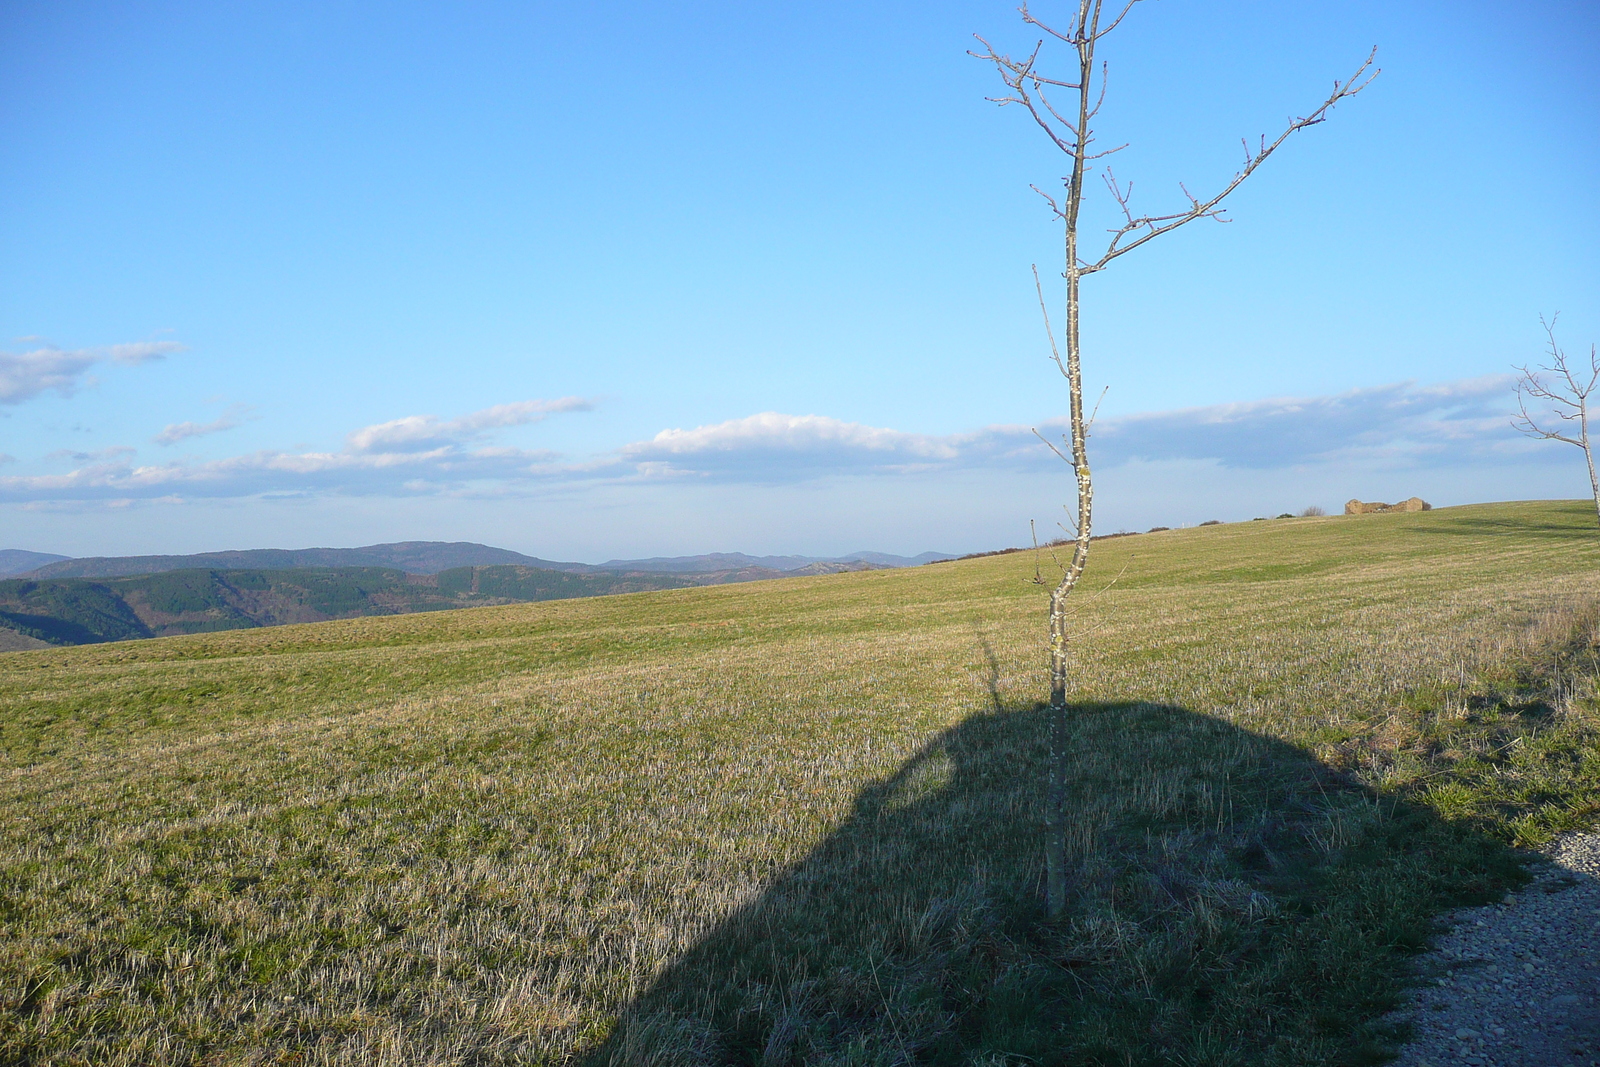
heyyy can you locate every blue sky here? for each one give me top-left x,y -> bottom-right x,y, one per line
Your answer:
2,0 -> 1596,561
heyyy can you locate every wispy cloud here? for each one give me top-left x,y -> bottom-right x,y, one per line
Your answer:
347,398 -> 592,453
105,342 -> 178,364
45,446 -> 138,463
1082,376 -> 1519,470
0,448 -> 563,502
153,404 -> 252,446
0,340 -> 181,404
1,398 -> 590,503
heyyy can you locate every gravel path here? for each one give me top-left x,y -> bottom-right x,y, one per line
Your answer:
1390,831 -> 1600,1067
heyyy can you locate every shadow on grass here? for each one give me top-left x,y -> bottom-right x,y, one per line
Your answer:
591,687 -> 1528,1066
1401,506 -> 1596,541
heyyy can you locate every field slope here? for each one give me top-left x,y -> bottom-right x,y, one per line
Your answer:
2,502 -> 1599,1065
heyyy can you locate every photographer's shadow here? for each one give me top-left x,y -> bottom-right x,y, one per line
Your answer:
592,692 -> 1521,1066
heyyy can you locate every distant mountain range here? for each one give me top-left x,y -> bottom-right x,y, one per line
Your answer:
0,550 -> 71,577
0,541 -> 958,648
16,542 -> 955,580
21,542 -> 562,579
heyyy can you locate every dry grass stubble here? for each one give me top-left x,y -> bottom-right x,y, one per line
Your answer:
1,502 -> 1598,1063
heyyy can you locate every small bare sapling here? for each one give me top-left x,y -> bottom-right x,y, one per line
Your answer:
1513,316 -> 1600,529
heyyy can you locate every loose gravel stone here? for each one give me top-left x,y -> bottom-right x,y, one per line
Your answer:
1391,830 -> 1600,1067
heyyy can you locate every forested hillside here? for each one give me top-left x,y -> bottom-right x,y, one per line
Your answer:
0,565 -> 698,645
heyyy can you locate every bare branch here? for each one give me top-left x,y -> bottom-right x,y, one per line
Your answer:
1036,85 -> 1084,137
969,37 -> 1089,157
1030,185 -> 1065,219
1062,557 -> 1134,633
1019,2 -> 1088,46
1032,426 -> 1073,466
1029,519 -> 1048,585
1086,385 -> 1109,430
1512,383 -> 1583,446
1090,0 -> 1142,41
1086,60 -> 1112,121
1081,47 -> 1380,274
1084,142 -> 1128,161
1543,313 -> 1600,400
1032,265 -> 1068,379
1054,556 -> 1135,642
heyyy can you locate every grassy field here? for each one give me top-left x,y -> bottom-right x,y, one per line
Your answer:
2,501 -> 1599,1066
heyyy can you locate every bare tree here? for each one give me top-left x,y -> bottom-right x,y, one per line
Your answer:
973,3 -> 1376,921
1514,316 -> 1600,528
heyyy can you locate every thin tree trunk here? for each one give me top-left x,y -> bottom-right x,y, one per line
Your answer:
1587,444 -> 1600,531
1045,19 -> 1097,925
1584,442 -> 1600,531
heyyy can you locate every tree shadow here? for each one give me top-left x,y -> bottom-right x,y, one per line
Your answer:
590,682 -> 1526,1066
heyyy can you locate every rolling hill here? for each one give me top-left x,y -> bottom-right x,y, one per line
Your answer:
0,549 -> 70,577
1,502 -> 1596,1065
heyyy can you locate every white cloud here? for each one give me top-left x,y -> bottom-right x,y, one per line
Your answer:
0,341 -> 182,404
153,404 -> 251,446
607,377 -> 1528,483
619,412 -> 961,480
347,398 -> 592,453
